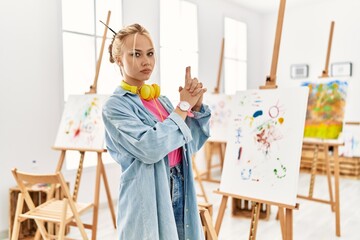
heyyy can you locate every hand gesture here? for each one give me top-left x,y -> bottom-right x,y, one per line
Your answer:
179,66 -> 207,110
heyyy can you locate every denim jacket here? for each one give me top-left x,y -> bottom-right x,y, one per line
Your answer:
102,86 -> 211,240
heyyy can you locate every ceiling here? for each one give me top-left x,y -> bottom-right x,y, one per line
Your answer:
226,0 -> 332,13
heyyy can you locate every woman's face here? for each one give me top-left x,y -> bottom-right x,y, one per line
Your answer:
120,33 -> 155,86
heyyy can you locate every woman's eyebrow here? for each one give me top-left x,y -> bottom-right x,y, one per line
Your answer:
132,48 -> 154,52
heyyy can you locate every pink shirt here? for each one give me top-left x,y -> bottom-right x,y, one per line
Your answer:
141,98 -> 182,167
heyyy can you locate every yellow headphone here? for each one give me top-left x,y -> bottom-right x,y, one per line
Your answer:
121,81 -> 160,100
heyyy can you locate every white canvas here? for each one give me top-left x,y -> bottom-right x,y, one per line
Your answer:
205,93 -> 233,142
220,87 -> 309,206
54,95 -> 109,151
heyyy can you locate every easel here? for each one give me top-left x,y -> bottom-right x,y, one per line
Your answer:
298,138 -> 343,236
215,1 -> 299,239
214,191 -> 299,240
54,11 -> 116,240
53,147 -> 116,240
200,37 -> 227,183
192,155 -> 209,202
297,21 -> 343,237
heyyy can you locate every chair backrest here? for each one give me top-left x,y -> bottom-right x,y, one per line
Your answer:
11,168 -> 72,209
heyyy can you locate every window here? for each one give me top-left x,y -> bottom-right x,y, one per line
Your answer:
224,17 -> 247,94
62,0 -> 122,100
160,0 -> 199,104
61,0 -> 122,169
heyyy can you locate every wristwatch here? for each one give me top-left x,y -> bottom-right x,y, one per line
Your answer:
177,101 -> 194,117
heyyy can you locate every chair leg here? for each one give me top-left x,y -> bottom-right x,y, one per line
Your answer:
34,229 -> 41,240
11,193 -> 24,240
69,201 -> 89,240
58,199 -> 68,240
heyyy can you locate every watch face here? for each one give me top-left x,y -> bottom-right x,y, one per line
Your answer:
179,101 -> 190,111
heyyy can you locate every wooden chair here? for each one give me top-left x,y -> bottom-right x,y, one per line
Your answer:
199,206 -> 218,240
11,168 -> 93,240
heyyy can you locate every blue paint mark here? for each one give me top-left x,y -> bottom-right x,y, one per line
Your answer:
253,110 -> 263,118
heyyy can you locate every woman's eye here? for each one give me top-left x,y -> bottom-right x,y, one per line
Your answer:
148,52 -> 154,57
135,52 -> 141,57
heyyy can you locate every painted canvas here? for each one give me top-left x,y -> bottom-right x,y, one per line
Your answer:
301,80 -> 348,139
219,87 -> 309,206
339,124 -> 360,157
205,93 -> 233,142
54,95 -> 109,151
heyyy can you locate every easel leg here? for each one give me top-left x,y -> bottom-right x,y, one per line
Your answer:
309,145 -> 319,197
56,150 -> 66,172
324,145 -> 334,212
73,151 -> 85,201
99,156 -> 117,228
248,202 -> 260,240
215,195 -> 228,235
192,155 -> 209,203
278,207 -> 285,240
285,208 -> 293,240
91,153 -> 102,240
205,142 -> 212,180
333,146 -> 341,237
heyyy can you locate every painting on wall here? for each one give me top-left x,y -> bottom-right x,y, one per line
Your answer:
205,93 -> 233,142
219,87 -> 309,206
301,80 -> 348,139
54,95 -> 109,151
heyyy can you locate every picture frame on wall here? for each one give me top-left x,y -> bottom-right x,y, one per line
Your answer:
290,64 -> 309,79
331,62 -> 352,77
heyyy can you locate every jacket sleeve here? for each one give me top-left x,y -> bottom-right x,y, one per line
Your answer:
102,99 -> 193,164
185,103 -> 211,154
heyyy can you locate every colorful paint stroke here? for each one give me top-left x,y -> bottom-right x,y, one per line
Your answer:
301,80 -> 348,139
220,87 -> 308,206
54,95 -> 109,150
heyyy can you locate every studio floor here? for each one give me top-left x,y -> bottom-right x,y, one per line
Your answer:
62,169 -> 360,240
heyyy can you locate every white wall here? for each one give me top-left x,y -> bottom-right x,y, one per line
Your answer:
0,0 -> 63,233
262,0 -> 360,121
0,0 -> 262,235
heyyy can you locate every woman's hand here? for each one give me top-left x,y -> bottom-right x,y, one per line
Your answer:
179,66 -> 207,111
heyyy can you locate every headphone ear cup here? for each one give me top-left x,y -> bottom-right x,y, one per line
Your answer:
140,85 -> 155,100
152,84 -> 160,98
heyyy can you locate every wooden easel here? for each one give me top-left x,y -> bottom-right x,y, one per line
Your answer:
297,21 -> 343,237
53,147 -> 116,240
53,11 -> 116,240
215,1 -> 299,239
199,38 -> 227,183
319,21 -> 335,78
214,190 -> 299,240
298,138 -> 343,236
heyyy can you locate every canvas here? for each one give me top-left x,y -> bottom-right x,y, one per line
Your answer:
54,95 -> 109,151
219,87 -> 308,206
205,93 -> 233,142
301,79 -> 348,139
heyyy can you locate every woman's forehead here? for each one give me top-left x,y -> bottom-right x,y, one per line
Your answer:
123,34 -> 153,50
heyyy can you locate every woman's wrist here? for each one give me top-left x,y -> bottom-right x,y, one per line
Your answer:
192,104 -> 202,112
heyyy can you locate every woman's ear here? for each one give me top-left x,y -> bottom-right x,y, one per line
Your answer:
116,57 -> 123,66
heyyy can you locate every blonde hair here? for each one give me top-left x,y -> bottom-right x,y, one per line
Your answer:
108,23 -> 153,64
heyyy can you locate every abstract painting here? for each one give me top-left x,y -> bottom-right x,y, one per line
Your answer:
220,87 -> 309,206
54,95 -> 109,151
301,80 -> 348,139
205,93 -> 233,142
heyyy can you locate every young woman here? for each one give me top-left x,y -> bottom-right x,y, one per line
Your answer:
102,23 -> 211,240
